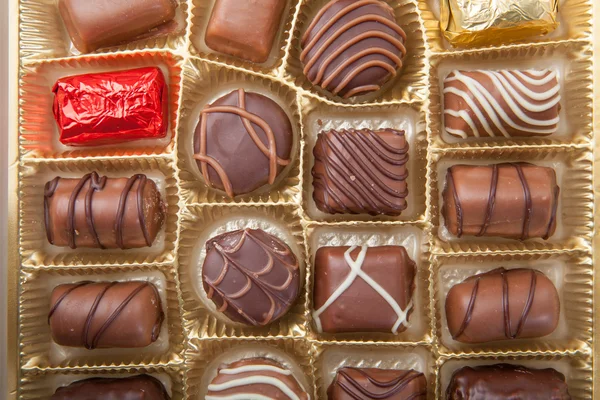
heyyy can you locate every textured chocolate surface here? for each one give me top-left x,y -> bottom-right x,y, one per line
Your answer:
49,281 -> 164,349
206,358 -> 310,399
442,163 -> 559,240
58,0 -> 178,53
444,69 -> 561,139
301,0 -> 407,99
202,229 -> 300,326
205,0 -> 286,63
51,375 -> 170,400
328,367 -> 427,400
313,246 -> 415,334
312,128 -> 409,216
193,89 -> 294,197
44,172 -> 166,249
445,268 -> 560,344
446,364 -> 571,400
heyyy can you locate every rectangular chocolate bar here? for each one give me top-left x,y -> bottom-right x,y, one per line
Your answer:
51,375 -> 170,400
328,368 -> 427,399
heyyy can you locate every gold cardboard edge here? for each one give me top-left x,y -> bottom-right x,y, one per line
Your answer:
592,0 -> 599,396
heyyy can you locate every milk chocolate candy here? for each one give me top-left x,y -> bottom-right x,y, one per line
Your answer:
205,0 -> 287,63
445,268 -> 560,344
442,163 -> 559,240
51,375 -> 170,400
44,172 -> 166,249
313,245 -> 415,334
328,368 -> 427,400
48,281 -> 164,349
58,0 -> 178,53
446,364 -> 571,400
444,69 -> 561,139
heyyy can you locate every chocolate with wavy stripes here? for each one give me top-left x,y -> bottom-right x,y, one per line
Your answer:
442,163 -> 559,240
301,0 -> 407,99
48,281 -> 164,349
312,128 -> 408,216
44,172 -> 165,249
193,88 -> 293,197
202,228 -> 301,326
328,367 -> 427,400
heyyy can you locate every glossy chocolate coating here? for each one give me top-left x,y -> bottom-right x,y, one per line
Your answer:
44,173 -> 166,249
205,0 -> 286,63
313,246 -> 415,334
51,375 -> 170,400
446,364 -> 571,400
445,268 -> 560,344
207,358 -> 309,399
328,367 -> 427,400
49,281 -> 164,349
193,89 -> 293,197
202,229 -> 300,326
58,0 -> 178,53
312,128 -> 409,216
442,163 -> 559,240
300,0 -> 407,99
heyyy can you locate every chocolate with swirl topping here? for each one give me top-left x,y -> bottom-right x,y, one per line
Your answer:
51,375 -> 170,400
328,367 -> 427,400
44,172 -> 166,249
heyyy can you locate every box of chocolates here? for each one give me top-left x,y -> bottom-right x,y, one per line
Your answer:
7,0 -> 599,398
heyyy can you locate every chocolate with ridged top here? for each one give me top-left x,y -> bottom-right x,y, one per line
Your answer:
49,281 -> 164,349
51,375 -> 170,400
445,268 -> 560,344
44,172 -> 166,249
328,367 -> 427,400
312,128 -> 409,216
446,364 -> 571,400
202,229 -> 300,326
301,0 -> 407,99
442,163 -> 559,240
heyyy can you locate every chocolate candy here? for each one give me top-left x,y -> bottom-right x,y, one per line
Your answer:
53,67 -> 168,146
444,69 -> 561,139
51,375 -> 170,400
313,245 -> 415,334
328,367 -> 427,399
312,128 -> 409,216
445,268 -> 560,344
49,281 -> 164,349
206,358 -> 310,399
44,173 -> 166,249
193,89 -> 294,197
205,0 -> 286,63
442,163 -> 559,240
446,363 -> 571,400
58,0 -> 178,53
300,0 -> 407,99
202,229 -> 300,326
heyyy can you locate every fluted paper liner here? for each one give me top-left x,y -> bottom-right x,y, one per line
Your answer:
19,265 -> 184,369
430,146 -> 593,253
427,41 -> 594,148
19,51 -> 183,159
299,96 -> 428,222
178,204 -> 308,339
284,0 -> 428,105
185,337 -> 315,399
19,157 -> 179,267
313,341 -> 435,399
19,0 -> 189,60
176,57 -> 302,204
432,252 -> 593,355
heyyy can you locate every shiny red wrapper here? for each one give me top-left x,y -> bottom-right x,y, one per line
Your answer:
53,67 -> 168,146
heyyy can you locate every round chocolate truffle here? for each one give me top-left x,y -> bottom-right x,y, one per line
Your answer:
207,358 -> 310,399
193,89 -> 294,197
202,228 -> 301,326
300,0 -> 407,99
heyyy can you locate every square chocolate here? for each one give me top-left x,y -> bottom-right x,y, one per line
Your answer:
328,368 -> 427,400
312,245 -> 415,334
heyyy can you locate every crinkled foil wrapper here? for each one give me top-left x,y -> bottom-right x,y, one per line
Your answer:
7,0 -> 598,398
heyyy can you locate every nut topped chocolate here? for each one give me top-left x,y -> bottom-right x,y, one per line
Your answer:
328,367 -> 427,399
202,228 -> 301,326
51,375 -> 170,400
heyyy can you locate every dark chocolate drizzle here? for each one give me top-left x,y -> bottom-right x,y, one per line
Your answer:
446,169 -> 463,237
43,177 -> 60,245
335,368 -> 426,399
513,163 -> 533,240
115,174 -> 151,249
477,164 -> 498,236
544,184 -> 560,240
